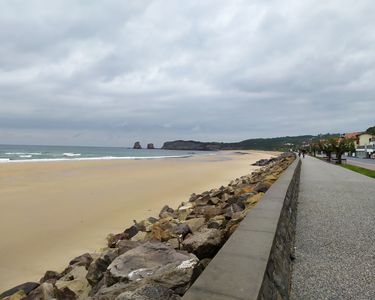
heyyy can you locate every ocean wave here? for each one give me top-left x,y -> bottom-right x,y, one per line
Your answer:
63,153 -> 81,157
19,155 -> 32,158
0,154 -> 193,163
4,152 -> 42,155
0,158 -> 10,162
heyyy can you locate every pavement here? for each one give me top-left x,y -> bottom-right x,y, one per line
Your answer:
345,157 -> 375,171
290,156 -> 375,300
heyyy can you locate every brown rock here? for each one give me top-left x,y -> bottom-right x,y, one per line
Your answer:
68,253 -> 93,270
40,270 -> 62,283
159,205 -> 175,218
55,266 -> 90,299
244,192 -> 264,208
2,290 -> 26,300
86,249 -> 118,287
183,218 -> 206,233
116,240 -> 142,255
0,283 -> 39,300
182,227 -> 225,259
194,195 -> 210,206
234,186 -> 253,197
208,197 -> 220,205
253,181 -> 272,193
24,282 -> 55,300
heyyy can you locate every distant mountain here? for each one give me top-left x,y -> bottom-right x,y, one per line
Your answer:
162,134 -> 339,151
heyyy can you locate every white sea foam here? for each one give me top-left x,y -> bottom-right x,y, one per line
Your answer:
5,152 -> 42,155
63,153 -> 81,157
0,154 -> 193,163
0,158 -> 10,162
19,155 -> 32,158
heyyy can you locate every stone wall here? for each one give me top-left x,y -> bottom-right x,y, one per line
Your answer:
258,159 -> 301,300
183,158 -> 301,300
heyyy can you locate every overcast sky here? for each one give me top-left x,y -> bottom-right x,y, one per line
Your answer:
0,0 -> 374,147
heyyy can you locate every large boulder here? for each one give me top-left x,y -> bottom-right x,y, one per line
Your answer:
183,218 -> 205,233
147,143 -> 155,149
40,271 -> 62,284
0,282 -> 39,299
253,181 -> 272,193
23,282 -> 77,300
23,283 -> 55,300
133,142 -> 142,149
116,283 -> 180,300
86,249 -> 118,287
182,227 -> 225,259
116,240 -> 142,255
55,266 -> 90,299
106,242 -> 198,286
68,253 -> 93,270
1,290 -> 26,300
159,205 -> 175,218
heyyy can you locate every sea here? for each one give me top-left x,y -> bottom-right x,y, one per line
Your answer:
0,144 -> 213,163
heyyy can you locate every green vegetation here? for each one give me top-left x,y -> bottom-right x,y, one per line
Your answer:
366,125 -> 375,135
226,133 -> 339,151
308,137 -> 355,164
340,164 -> 375,179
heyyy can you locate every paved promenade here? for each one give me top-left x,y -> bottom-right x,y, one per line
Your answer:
291,157 -> 375,299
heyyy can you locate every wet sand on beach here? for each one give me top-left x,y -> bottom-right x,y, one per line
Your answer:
0,150 -> 277,292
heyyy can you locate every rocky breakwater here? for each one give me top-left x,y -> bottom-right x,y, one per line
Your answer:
0,153 -> 295,300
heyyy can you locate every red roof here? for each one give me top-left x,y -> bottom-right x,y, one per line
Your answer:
343,132 -> 362,139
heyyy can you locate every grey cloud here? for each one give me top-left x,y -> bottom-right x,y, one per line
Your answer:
0,0 -> 374,146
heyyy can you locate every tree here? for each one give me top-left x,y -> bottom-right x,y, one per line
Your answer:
366,125 -> 375,135
321,139 -> 334,162
327,137 -> 355,164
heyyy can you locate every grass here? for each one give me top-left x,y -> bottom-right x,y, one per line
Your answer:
312,156 -> 375,179
340,164 -> 375,179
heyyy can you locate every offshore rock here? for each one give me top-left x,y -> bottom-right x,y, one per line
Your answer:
147,143 -> 155,149
133,142 -> 142,149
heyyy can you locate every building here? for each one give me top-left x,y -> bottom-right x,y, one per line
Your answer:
355,133 -> 375,158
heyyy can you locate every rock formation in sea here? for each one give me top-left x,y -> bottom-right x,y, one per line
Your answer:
0,153 -> 295,300
147,143 -> 155,149
133,142 -> 142,149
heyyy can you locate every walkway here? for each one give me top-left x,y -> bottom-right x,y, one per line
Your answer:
291,157 -> 375,299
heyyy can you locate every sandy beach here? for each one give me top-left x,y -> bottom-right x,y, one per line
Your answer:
0,150 -> 276,292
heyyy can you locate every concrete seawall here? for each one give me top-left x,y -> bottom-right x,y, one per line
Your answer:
183,158 -> 301,300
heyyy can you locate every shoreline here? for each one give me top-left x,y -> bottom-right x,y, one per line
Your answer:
0,154 -> 196,164
0,150 -> 278,292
